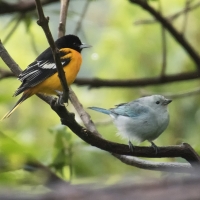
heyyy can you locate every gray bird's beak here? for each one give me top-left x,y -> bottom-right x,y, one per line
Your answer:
80,43 -> 92,49
163,99 -> 172,105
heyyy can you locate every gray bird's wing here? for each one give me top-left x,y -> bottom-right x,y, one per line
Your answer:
111,100 -> 150,118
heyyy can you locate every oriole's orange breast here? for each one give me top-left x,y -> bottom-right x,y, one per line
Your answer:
28,49 -> 82,95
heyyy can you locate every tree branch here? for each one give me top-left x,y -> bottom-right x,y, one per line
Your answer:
134,1 -> 200,25
2,69 -> 200,89
0,0 -> 59,15
113,154 -> 193,174
58,0 -> 70,38
35,0 -> 69,103
74,71 -> 200,88
56,0 -> 100,136
129,0 -> 200,68
50,100 -> 200,166
158,0 -> 167,77
0,68 -> 14,80
74,0 -> 90,35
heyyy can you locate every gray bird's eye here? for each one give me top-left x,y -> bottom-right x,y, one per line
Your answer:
156,101 -> 160,104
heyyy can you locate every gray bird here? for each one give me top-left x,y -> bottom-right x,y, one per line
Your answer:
89,95 -> 172,153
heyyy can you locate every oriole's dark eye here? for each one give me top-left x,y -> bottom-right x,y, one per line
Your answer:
156,101 -> 160,104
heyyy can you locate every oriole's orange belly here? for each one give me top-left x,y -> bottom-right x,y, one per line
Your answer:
27,50 -> 82,95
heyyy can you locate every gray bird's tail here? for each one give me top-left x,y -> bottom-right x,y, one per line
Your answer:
88,107 -> 110,115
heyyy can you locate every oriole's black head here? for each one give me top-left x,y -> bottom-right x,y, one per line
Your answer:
55,34 -> 91,53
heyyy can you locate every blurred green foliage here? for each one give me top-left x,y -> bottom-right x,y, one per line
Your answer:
0,0 -> 200,188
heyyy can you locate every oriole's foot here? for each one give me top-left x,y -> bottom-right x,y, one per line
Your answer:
55,90 -> 68,106
128,140 -> 134,152
150,141 -> 158,154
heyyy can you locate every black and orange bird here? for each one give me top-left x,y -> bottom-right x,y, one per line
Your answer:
2,34 -> 91,119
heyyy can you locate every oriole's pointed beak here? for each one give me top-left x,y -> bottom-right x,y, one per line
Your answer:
80,43 -> 92,49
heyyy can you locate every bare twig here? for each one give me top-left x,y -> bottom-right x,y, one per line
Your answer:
130,0 -> 200,67
0,68 -> 14,80
74,71 -> 200,88
158,0 -> 167,77
35,0 -> 69,103
134,1 -> 200,25
0,0 -> 59,15
181,0 -> 192,35
0,131 -> 69,189
113,154 -> 193,173
3,14 -> 24,44
74,0 -> 90,35
57,0 -> 100,136
69,87 -> 101,136
51,102 -> 200,166
25,160 -> 69,188
58,0 -> 70,37
165,87 -> 200,99
0,40 -> 21,76
2,68 -> 200,89
138,87 -> 200,100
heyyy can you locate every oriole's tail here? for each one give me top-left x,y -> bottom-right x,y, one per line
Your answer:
1,91 -> 32,120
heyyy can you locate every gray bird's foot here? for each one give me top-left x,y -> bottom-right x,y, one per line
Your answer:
150,141 -> 158,154
55,90 -> 68,106
128,140 -> 134,152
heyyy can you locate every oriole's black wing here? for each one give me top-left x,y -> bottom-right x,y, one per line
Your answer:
14,49 -> 70,96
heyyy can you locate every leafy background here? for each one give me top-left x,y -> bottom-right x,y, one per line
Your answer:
0,0 -> 200,188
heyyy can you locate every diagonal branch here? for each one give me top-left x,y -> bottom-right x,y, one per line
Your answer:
129,0 -> 200,68
35,0 -> 69,103
134,1 -> 200,25
0,0 -> 59,15
51,100 -> 200,166
57,0 -> 100,136
74,0 -> 90,35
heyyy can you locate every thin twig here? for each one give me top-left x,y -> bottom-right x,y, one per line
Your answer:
3,14 -> 24,44
130,0 -> 200,67
73,71 -> 200,88
0,131 -> 69,189
73,0 -> 90,35
134,1 -> 200,25
69,87 -> 101,136
0,40 -> 21,76
58,0 -> 70,37
181,0 -> 191,35
113,154 -> 193,173
0,0 -> 59,14
57,0 -> 100,136
50,101 -> 200,166
158,0 -> 167,77
164,87 -> 200,99
0,68 -> 14,80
